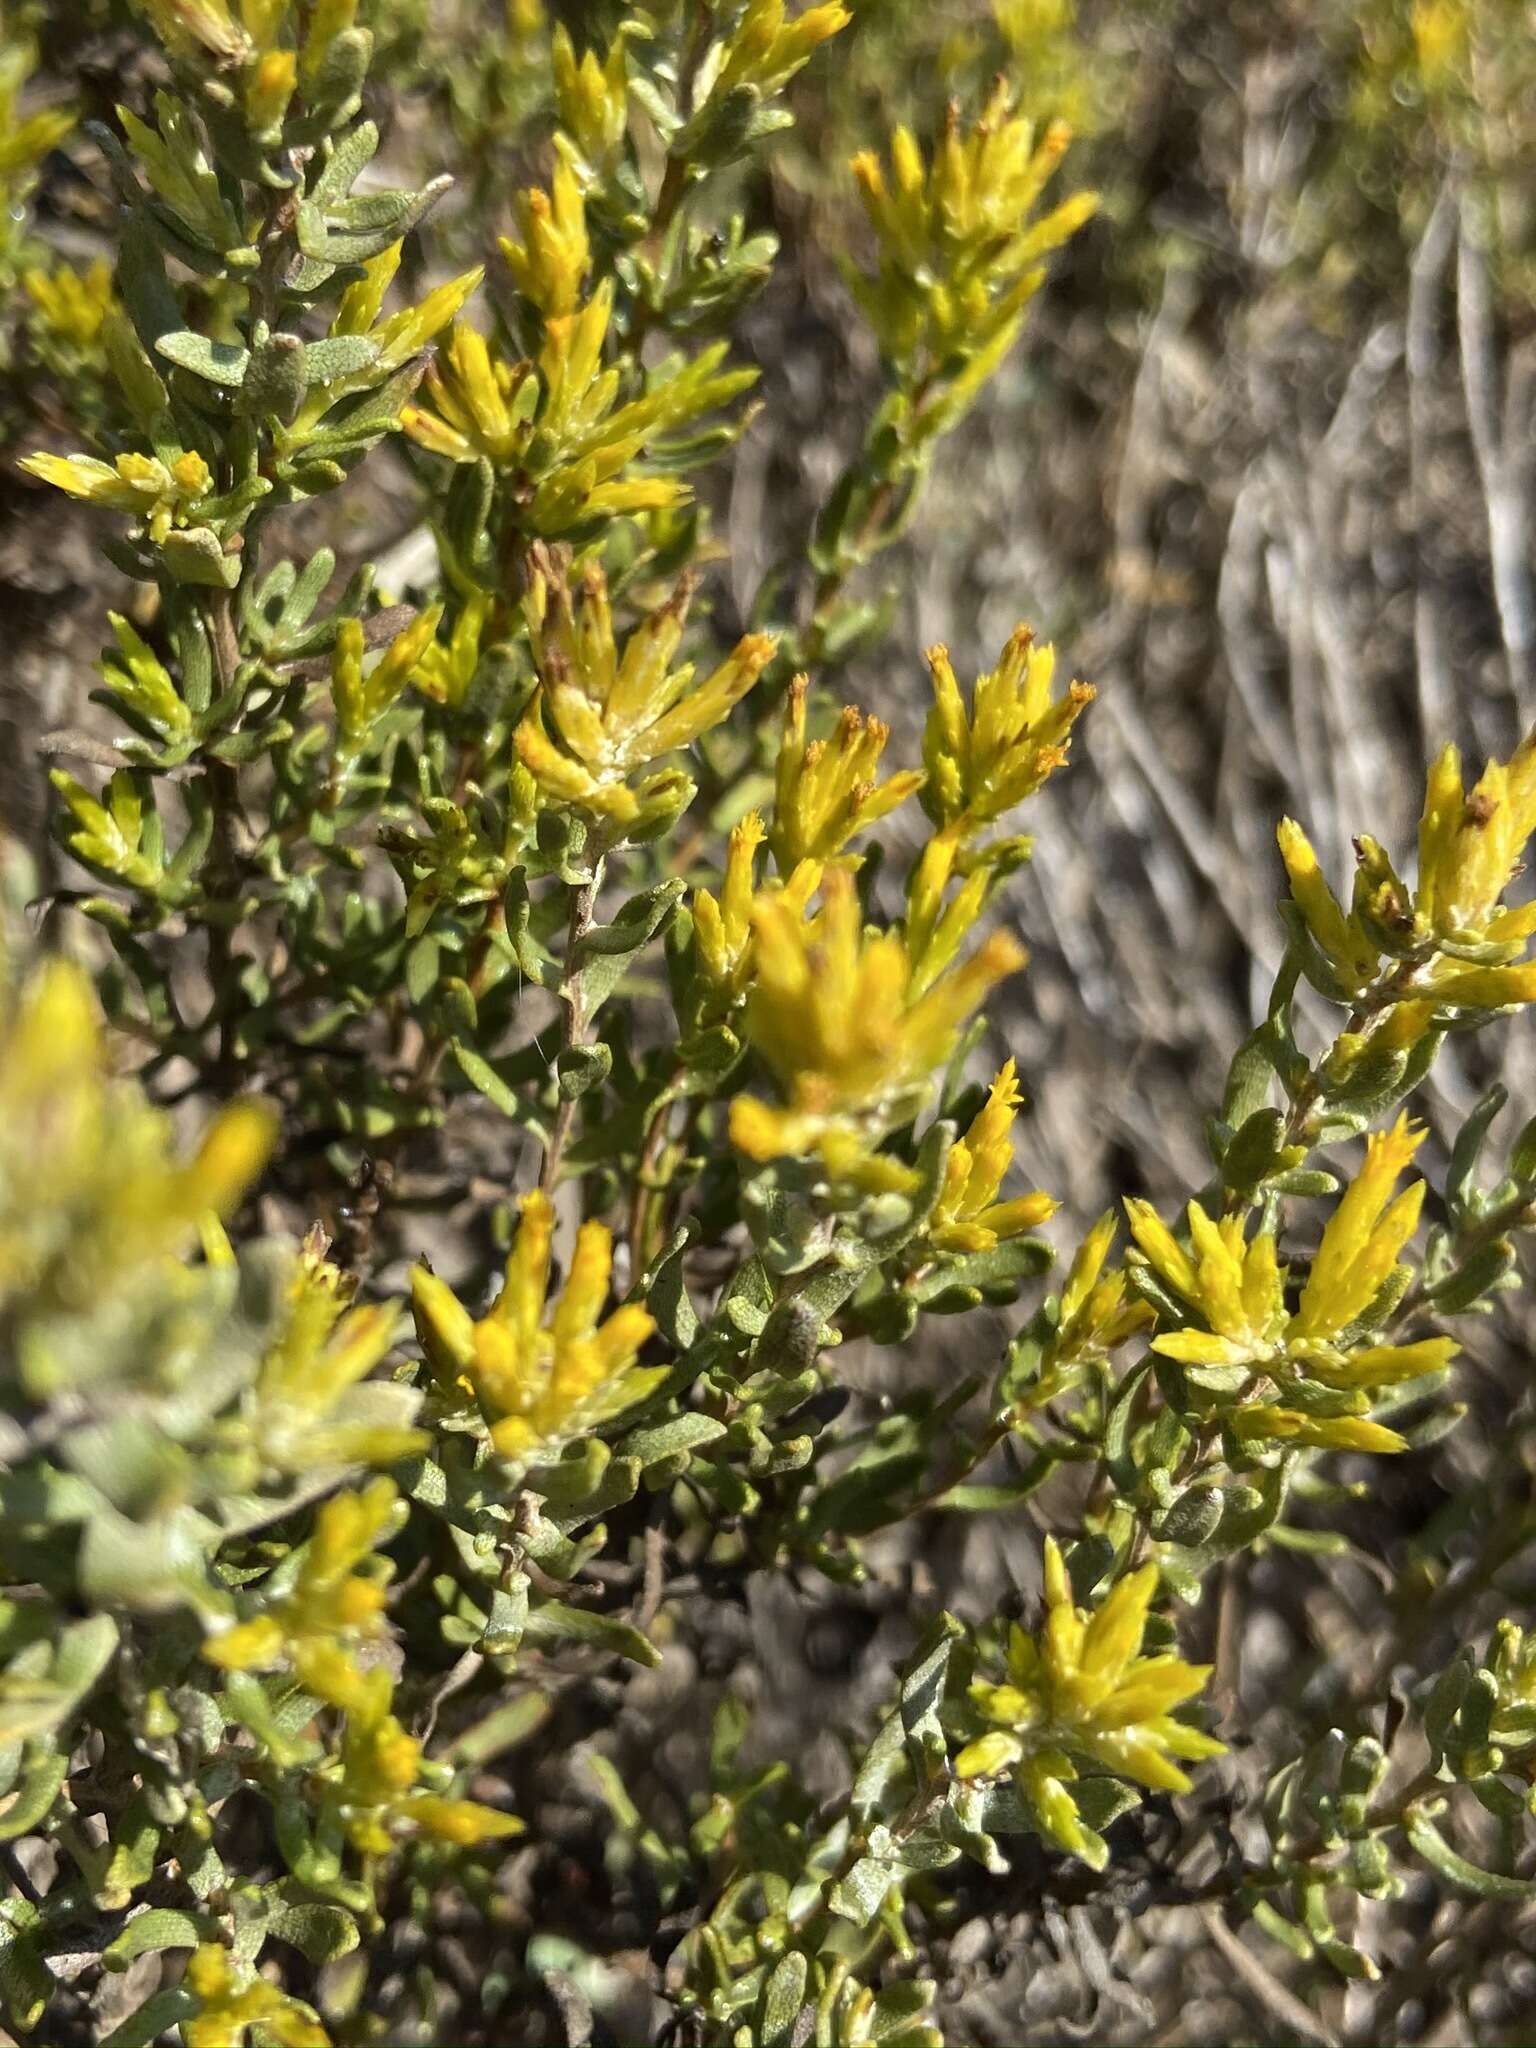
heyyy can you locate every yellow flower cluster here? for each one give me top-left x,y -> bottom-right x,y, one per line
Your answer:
769,676 -> 924,873
330,604 -> 445,762
955,1539 -> 1223,1870
729,870 -> 1025,1183
410,589 -> 492,711
205,1477 -> 401,1710
206,1476 -> 522,1856
333,1663 -> 524,1855
21,448 -> 211,545
411,1190 -> 662,1462
714,0 -> 850,98
922,630 -> 1093,835
23,259 -> 113,351
0,957 -> 273,1330
98,611 -> 192,742
403,287 -> 755,533
849,81 -> 1098,368
1279,735 -> 1536,1012
1127,1115 -> 1454,1455
692,811 -> 823,1005
238,1231 -> 425,1477
906,626 -> 1092,988
500,159 -> 591,319
182,1942 -> 328,2048
514,550 -> 775,832
138,0 -> 353,81
0,37 -> 74,206
551,23 -> 629,182
929,1060 -> 1056,1253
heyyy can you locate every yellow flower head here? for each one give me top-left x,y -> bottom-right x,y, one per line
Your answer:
551,23 -> 630,176
500,159 -> 591,318
21,448 -> 211,545
99,611 -> 192,742
246,1234 -> 425,1476
850,82 -> 1097,363
693,811 -> 825,1006
515,548 -> 776,828
715,0 -> 850,97
333,1665 -> 523,1856
183,1943 -> 328,2048
404,289 -> 756,534
403,321 -> 533,468
138,0 -> 251,65
0,958 -> 273,1328
330,605 -> 445,757
728,869 -> 1025,1175
930,1059 -> 1056,1253
1279,734 -> 1536,1015
411,1190 -> 662,1463
923,629 -> 1093,835
203,1477 -> 402,1712
954,1540 -> 1223,1870
769,675 -> 924,873
23,259 -> 113,351
1127,1115 -> 1456,1454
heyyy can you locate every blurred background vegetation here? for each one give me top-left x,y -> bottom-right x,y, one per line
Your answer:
6,2 -> 1536,2039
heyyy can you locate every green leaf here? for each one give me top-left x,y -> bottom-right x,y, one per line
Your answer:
760,1950 -> 809,2048
520,1601 -> 661,1668
102,1909 -> 217,1971
155,330 -> 251,386
828,1855 -> 901,1927
0,1614 -> 118,1743
268,1900 -> 361,1963
302,335 -> 381,386
1405,1805 -> 1536,1898
0,1749 -> 66,1840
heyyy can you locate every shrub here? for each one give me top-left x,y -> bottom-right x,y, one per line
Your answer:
4,3 -> 1536,2045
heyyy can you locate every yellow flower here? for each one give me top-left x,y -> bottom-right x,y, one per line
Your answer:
551,23 -> 629,177
769,675 -> 924,872
203,1478 -> 402,1712
1126,1115 -> 1456,1454
333,1666 -> 523,1856
1416,736 -> 1536,941
20,448 -> 212,544
922,629 -> 1093,835
23,259 -> 113,351
139,0 -> 251,64
728,869 -> 1025,1175
98,611 -> 193,741
692,811 -> 824,1005
930,1060 -> 1056,1253
410,590 -> 492,711
1279,734 -> 1536,1013
245,45 -> 295,131
715,0 -> 850,97
954,1539 -> 1223,1870
330,605 -> 445,759
410,1190 -> 662,1463
403,291 -> 756,533
182,1943 -> 328,2048
282,249 -> 481,442
500,158 -> 591,318
0,957 -> 274,1323
514,548 -> 775,829
244,1233 -> 426,1476
849,82 -> 1097,365
0,37 -> 74,190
